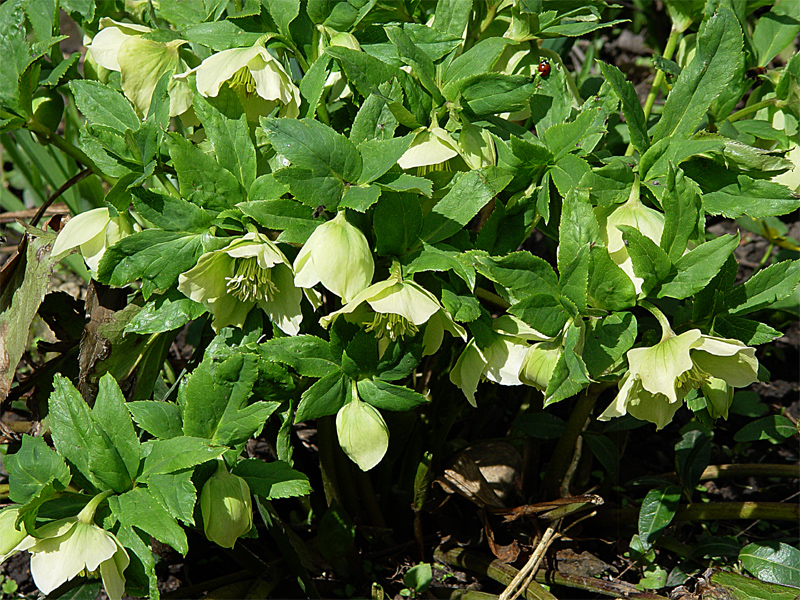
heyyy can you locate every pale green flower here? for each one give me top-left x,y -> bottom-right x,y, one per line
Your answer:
701,377 -> 733,419
397,126 -> 460,170
178,232 -> 305,335
450,315 -> 548,406
336,389 -> 389,471
458,122 -> 496,169
599,328 -> 759,429
0,506 -> 28,563
200,459 -> 253,549
320,272 -> 466,356
25,492 -> 129,600
293,211 -> 374,302
179,44 -> 300,119
772,143 -> 800,192
519,338 -> 563,392
51,207 -> 135,272
597,191 -> 665,295
86,18 -> 192,116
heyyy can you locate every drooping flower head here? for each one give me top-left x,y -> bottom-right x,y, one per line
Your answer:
86,18 -> 192,116
178,43 -> 300,120
51,207 -> 136,272
0,506 -> 28,563
596,179 -> 665,295
451,315 -> 549,406
398,126 -> 460,172
599,303 -> 759,429
293,211 -> 374,302
336,381 -> 390,471
22,491 -> 130,600
320,264 -> 466,356
200,459 -> 253,549
178,232 -> 306,334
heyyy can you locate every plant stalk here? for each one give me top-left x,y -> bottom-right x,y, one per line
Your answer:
607,501 -> 800,525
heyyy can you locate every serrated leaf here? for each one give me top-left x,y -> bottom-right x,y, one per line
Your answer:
472,251 -> 559,303
597,62 -> 649,153
131,187 -> 214,233
140,437 -> 226,479
713,316 -> 782,346
70,80 -> 139,133
93,374 -> 140,481
124,289 -> 206,335
659,234 -> 738,300
256,335 -> 339,378
734,416 -> 797,443
726,259 -> 800,316
356,378 -> 428,411
619,225 -> 672,295
110,487 -> 188,554
128,401 -> 183,440
5,435 -> 71,504
583,312 -> 637,378
233,458 -> 312,499
374,191 -> 422,256
295,371 -> 348,422
509,293 -> 569,338
147,471 -> 196,525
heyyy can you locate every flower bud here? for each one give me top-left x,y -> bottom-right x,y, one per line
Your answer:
0,507 -> 28,562
329,32 -> 361,51
519,339 -> 562,391
701,377 -> 734,419
336,397 -> 389,471
398,127 -> 459,170
200,461 -> 253,549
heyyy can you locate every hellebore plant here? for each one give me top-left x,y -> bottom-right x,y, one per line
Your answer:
336,381 -> 390,471
293,211 -> 374,302
320,263 -> 466,356
0,506 -> 28,563
200,459 -> 253,549
599,302 -> 759,429
51,207 -> 136,272
450,315 -> 549,406
178,232 -> 306,334
178,42 -> 300,120
20,491 -> 129,600
597,179 -> 665,295
397,125 -> 461,171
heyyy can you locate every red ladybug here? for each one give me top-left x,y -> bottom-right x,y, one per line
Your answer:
538,59 -> 551,77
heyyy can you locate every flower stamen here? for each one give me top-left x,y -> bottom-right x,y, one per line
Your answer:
226,257 -> 277,302
228,65 -> 258,97
364,312 -> 418,341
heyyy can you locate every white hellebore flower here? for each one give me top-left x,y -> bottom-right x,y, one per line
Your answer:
398,126 -> 460,170
24,492 -> 129,600
51,207 -> 135,272
450,315 -> 548,406
0,506 -> 28,563
320,270 -> 466,356
293,211 -> 374,302
178,232 -> 305,335
597,189 -> 665,295
519,337 -> 563,392
86,18 -> 192,116
599,326 -> 759,429
772,143 -> 800,193
200,459 -> 253,549
336,386 -> 390,471
180,43 -> 300,119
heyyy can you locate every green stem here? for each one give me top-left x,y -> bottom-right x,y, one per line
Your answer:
608,501 -> 800,525
638,300 -> 674,341
625,26 -> 681,156
727,98 -> 782,124
316,415 -> 342,507
474,287 -> 510,310
540,386 -> 602,499
27,121 -> 116,186
157,172 -> 181,199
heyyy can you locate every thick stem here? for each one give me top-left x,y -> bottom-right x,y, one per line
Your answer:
639,300 -> 674,342
474,287 -> 511,310
541,386 -> 602,499
625,26 -> 681,156
727,98 -> 782,123
608,501 -> 800,525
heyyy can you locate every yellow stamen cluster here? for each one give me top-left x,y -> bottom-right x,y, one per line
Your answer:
228,65 -> 257,96
226,257 -> 277,302
364,312 -> 419,341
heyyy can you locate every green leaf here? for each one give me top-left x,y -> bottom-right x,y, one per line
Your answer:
374,192 -> 422,256
659,234 -> 739,300
377,172 -> 433,196
638,485 -> 681,550
542,108 -> 606,161
131,187 -> 214,233
404,244 -> 476,290
581,432 -> 619,477
384,26 -> 441,102
256,335 -> 339,378
583,312 -> 637,378
181,21 -> 262,51
597,62 -> 649,154
128,400 -> 183,440
299,54 -> 331,119
357,135 -> 414,184
441,288 -> 481,322
69,80 -> 139,134
726,259 -> 800,316
356,379 -> 428,411
578,159 -> 635,207
509,293 -> 569,338
116,525 -> 158,600
471,251 -> 559,303
652,7 -> 742,142
752,4 -> 800,67
295,371 -> 348,422
588,245 -> 637,311
619,226 -> 672,295
233,459 -> 312,499
93,374 -> 140,481
167,134 -> 245,211
550,154 -> 590,197
675,427 -> 711,493
544,320 -> 591,406
238,199 -> 316,231
147,471 -> 196,525
318,501 -> 355,561
124,289 -> 206,335
110,487 -> 188,554
434,0 -> 473,37
710,570 -> 800,600
741,542 -> 800,588
513,412 -> 567,440
660,164 -> 701,262
712,316 -> 782,346
734,416 -> 797,443
97,229 -> 204,297
420,167 -> 512,245
139,436 -> 226,479
49,375 -> 132,492
350,91 -> 399,145
459,73 -> 535,116
5,435 -> 71,504
404,563 -> 433,593
640,137 -> 723,183
340,183 -> 381,212
325,46 -> 399,97
442,37 -> 510,93
262,0 -> 299,37
557,188 -> 597,310
193,87 -> 256,192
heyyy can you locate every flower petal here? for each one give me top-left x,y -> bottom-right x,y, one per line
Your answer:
336,399 -> 389,471
598,371 -> 636,421
194,46 -> 264,98
450,340 -> 486,407
258,264 -> 302,335
51,208 -> 111,257
627,390 -> 682,430
397,128 -> 459,169
484,336 -> 528,386
628,329 -> 700,403
118,37 -> 185,115
367,281 -> 441,325
691,336 -> 758,388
